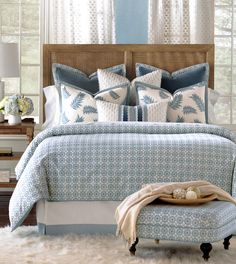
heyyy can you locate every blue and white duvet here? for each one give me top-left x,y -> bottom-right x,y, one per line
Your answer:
9,122 -> 236,230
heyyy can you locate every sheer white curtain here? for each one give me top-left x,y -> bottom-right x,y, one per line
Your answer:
49,0 -> 115,44
148,0 -> 214,44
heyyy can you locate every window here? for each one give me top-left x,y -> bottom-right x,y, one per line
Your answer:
215,0 -> 236,127
0,0 -> 41,123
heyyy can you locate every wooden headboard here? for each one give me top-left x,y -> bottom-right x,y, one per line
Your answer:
43,44 -> 214,120
43,44 -> 214,87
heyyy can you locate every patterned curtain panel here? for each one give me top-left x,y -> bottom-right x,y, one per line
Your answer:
148,0 -> 214,44
49,0 -> 115,44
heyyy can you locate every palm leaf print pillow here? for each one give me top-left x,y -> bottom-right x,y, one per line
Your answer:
60,83 -> 129,124
136,82 -> 208,123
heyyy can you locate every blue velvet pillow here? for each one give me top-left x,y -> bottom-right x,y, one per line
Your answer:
136,63 -> 209,94
53,63 -> 126,95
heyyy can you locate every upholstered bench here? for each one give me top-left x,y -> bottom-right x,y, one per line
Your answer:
129,201 -> 236,261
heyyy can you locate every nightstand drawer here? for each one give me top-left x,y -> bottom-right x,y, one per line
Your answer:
0,128 -> 22,134
0,152 -> 23,161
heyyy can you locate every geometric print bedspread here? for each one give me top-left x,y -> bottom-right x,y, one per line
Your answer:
9,122 -> 236,231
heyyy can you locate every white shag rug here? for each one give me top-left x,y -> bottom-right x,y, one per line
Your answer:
0,226 -> 235,264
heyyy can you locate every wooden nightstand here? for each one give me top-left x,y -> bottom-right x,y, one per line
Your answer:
0,118 -> 36,226
0,117 -> 35,156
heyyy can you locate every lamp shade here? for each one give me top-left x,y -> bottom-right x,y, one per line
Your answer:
0,43 -> 19,78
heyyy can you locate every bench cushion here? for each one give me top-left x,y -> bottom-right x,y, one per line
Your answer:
137,201 -> 236,243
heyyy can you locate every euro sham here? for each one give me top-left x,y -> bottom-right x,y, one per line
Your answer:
135,63 -> 209,94
53,63 -> 126,95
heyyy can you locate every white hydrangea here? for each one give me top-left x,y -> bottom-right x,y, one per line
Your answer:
0,94 -> 34,116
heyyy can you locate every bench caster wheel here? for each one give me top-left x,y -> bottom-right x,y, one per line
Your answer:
129,238 -> 139,256
200,243 -> 212,261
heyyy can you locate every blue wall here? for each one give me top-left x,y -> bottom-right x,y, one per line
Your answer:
115,0 -> 148,44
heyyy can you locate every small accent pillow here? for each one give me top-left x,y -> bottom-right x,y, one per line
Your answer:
96,100 -> 168,122
61,83 -> 129,124
136,63 -> 209,94
53,63 -> 126,95
136,82 -> 208,123
97,68 -> 162,105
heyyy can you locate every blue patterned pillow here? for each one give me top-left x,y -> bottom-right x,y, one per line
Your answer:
53,64 -> 126,95
136,63 -> 209,94
60,83 -> 129,124
136,82 -> 208,123
96,100 -> 168,122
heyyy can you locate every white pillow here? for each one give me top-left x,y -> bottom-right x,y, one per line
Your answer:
97,68 -> 162,105
43,85 -> 60,129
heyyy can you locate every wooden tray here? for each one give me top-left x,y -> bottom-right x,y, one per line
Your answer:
159,194 -> 217,205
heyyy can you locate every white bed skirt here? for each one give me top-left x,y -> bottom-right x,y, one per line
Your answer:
36,200 -> 236,236
36,200 -> 120,235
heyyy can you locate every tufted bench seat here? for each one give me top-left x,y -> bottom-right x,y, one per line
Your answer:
129,201 -> 236,261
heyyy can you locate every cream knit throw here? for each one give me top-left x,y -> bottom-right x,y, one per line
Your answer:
115,180 -> 236,246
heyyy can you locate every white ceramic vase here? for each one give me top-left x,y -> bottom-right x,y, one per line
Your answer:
8,115 -> 21,125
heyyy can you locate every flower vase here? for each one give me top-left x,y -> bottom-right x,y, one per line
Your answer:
8,115 -> 21,125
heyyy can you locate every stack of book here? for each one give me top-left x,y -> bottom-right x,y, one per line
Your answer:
0,147 -> 12,156
0,170 -> 10,182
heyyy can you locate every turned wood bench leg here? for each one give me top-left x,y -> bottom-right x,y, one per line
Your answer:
200,243 -> 212,261
129,237 -> 139,256
223,235 -> 233,250
128,236 -> 233,259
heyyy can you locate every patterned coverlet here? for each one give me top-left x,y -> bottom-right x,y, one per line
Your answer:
9,122 -> 236,231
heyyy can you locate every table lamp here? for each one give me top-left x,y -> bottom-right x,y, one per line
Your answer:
0,43 -> 20,122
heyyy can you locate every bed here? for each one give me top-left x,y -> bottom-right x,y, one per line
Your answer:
9,44 -> 236,235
